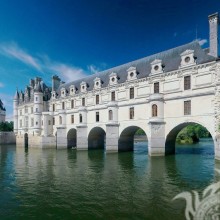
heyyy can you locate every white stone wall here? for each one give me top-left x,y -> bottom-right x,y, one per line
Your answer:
14,60 -> 220,159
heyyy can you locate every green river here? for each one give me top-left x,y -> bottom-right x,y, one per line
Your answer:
0,138 -> 219,219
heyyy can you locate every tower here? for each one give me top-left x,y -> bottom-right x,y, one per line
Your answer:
208,12 -> 219,57
33,79 -> 43,135
0,99 -> 6,122
13,90 -> 19,134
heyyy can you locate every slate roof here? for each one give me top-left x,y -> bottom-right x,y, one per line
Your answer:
57,40 -> 216,95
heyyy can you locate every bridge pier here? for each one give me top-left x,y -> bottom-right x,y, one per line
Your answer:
77,125 -> 88,150
106,123 -> 119,152
56,127 -> 67,149
148,122 -> 165,156
215,135 -> 220,160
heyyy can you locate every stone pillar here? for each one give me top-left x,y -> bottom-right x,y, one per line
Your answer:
106,123 -> 119,152
56,127 -> 67,149
76,125 -> 88,150
148,121 -> 165,156
215,135 -> 220,160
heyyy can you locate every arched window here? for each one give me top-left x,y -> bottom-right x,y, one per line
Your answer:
79,114 -> 82,123
152,104 -> 158,117
109,110 -> 113,120
59,116 -> 62,125
53,117 -> 55,125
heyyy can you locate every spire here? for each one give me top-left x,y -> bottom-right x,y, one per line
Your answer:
34,82 -> 43,93
14,88 -> 19,100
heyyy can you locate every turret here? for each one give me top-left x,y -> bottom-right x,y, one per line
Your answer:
0,99 -> 6,123
34,82 -> 43,135
13,89 -> 19,134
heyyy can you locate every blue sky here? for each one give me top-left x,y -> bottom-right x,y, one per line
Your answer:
0,0 -> 219,120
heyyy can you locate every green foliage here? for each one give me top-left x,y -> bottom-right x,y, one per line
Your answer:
0,121 -> 13,132
176,124 -> 211,144
135,128 -> 145,135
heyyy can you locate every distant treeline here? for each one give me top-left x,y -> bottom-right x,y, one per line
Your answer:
0,121 -> 13,132
135,124 -> 211,144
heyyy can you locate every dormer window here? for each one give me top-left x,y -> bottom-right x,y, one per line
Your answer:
60,88 -> 66,97
127,67 -> 137,81
150,59 -> 163,75
69,85 -> 76,95
180,50 -> 196,68
109,72 -> 118,85
80,81 -> 87,93
51,91 -> 56,99
94,77 -> 101,89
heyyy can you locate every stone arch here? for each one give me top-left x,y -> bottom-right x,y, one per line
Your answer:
165,121 -> 214,155
67,128 -> 77,148
88,127 -> 106,149
24,133 -> 28,148
118,126 -> 148,152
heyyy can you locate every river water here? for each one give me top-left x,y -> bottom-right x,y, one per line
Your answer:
0,138 -> 219,220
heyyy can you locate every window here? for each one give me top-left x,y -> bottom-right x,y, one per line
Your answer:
20,120 -> 22,128
152,104 -> 158,117
62,102 -> 65,110
25,107 -> 28,113
184,76 -> 191,90
42,120 -> 43,126
184,100 -> 191,115
59,116 -> 62,125
31,107 -> 33,113
111,91 -> 115,101
36,121 -> 38,125
36,97 -> 38,101
96,95 -> 99,104
25,117 -> 28,127
130,87 -> 134,99
96,112 -> 99,122
71,115 -> 74,124
154,82 -> 159,93
52,104 -> 55,112
82,98 -> 85,106
71,100 -> 74,109
20,110 -> 22,116
36,108 -> 38,112
79,114 -> 82,123
31,118 -> 34,127
109,110 -> 113,120
129,107 -> 134,119
53,117 -> 55,125
48,120 -> 51,125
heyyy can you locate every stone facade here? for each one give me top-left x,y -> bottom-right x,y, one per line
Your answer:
14,13 -> 220,160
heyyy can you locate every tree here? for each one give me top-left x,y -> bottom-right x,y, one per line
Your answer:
0,121 -> 14,132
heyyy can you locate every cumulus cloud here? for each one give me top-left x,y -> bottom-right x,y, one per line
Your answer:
0,42 -> 42,71
198,39 -> 208,46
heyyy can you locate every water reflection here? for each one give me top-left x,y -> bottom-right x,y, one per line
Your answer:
0,139 -> 219,219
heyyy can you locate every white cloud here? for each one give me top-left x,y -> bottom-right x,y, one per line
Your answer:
198,39 -> 208,46
87,64 -> 100,74
0,42 -> 106,83
48,62 -> 87,82
0,82 -> 4,88
0,42 -> 42,71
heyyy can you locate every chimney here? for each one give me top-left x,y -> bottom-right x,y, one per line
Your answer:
52,75 -> 61,91
208,12 -> 219,57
